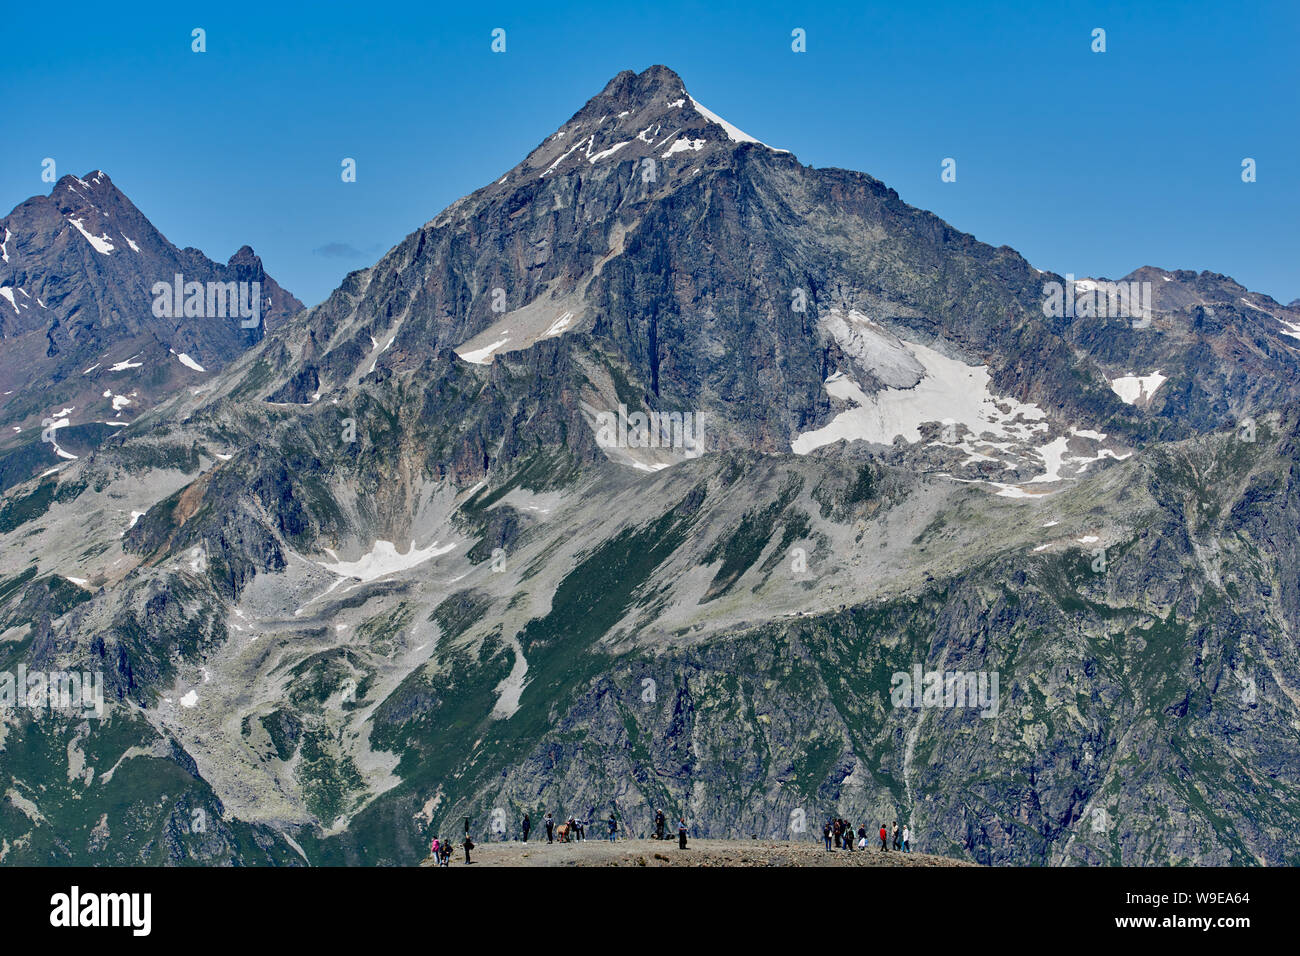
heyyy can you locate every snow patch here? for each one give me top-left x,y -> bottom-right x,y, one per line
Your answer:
319,539 -> 457,582
175,352 -> 206,372
588,141 -> 630,163
1111,370 -> 1166,405
662,138 -> 707,158
543,312 -> 574,337
688,95 -> 786,151
67,217 -> 114,254
792,333 -> 1047,454
457,337 -> 511,365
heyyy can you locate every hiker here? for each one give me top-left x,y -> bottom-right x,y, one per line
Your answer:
545,813 -> 554,844
823,821 -> 832,851
902,824 -> 911,853
655,809 -> 666,840
879,824 -> 888,851
522,813 -> 531,844
430,836 -> 440,864
463,835 -> 475,864
608,814 -> 618,842
857,824 -> 868,850
678,818 -> 688,849
844,822 -> 854,853
892,822 -> 901,851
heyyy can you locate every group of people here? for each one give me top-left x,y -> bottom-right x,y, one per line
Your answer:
531,810 -> 689,848
654,809 -> 690,848
436,810 -> 910,864
428,835 -> 473,866
823,818 -> 911,853
537,812 -> 592,842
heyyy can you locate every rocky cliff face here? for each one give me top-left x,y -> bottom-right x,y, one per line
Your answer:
1,67 -> 1297,866
0,172 -> 302,492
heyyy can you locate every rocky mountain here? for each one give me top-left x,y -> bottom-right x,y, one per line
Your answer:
1,66 -> 1297,866
0,172 -> 302,492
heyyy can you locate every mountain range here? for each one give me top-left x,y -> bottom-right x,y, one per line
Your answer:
1,65 -> 1298,866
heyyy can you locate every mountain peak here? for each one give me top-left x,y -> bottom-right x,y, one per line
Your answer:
597,64 -> 688,105
228,244 -> 261,268
499,66 -> 785,187
56,169 -> 121,198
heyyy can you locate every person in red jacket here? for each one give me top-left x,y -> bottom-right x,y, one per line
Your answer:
879,824 -> 888,851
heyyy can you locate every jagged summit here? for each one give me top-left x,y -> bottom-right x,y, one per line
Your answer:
0,170 -> 303,489
500,65 -> 786,186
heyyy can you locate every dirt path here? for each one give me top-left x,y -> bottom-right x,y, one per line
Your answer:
419,838 -> 977,867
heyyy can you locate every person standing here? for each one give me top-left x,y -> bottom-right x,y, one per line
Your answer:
823,821 -> 832,851
857,824 -> 868,850
522,813 -> 531,844
892,822 -> 901,851
463,835 -> 475,864
879,823 -> 888,851
608,814 -> 618,842
678,818 -> 689,849
545,813 -> 554,844
430,837 -> 440,863
902,824 -> 911,853
655,809 -> 666,840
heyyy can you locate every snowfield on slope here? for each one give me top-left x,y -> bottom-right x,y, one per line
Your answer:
793,309 -> 1128,490
793,314 -> 1047,452
319,539 -> 457,582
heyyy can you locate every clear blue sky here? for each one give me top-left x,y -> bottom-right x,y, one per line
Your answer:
5,0 -> 1296,306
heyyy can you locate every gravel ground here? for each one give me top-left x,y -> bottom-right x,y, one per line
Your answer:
419,838 -> 978,867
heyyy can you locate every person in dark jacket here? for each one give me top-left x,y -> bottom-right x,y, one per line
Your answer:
545,813 -> 554,844
522,814 -> 531,844
655,809 -> 666,840
608,814 -> 618,842
678,818 -> 689,849
463,836 -> 475,864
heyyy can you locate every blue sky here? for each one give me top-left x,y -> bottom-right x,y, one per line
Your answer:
4,0 -> 1296,306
